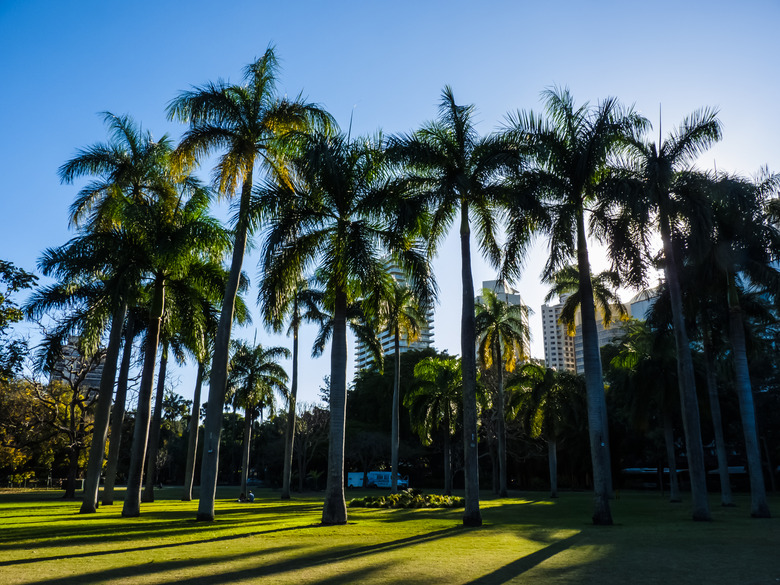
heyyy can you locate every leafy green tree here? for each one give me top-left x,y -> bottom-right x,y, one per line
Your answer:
0,261 -> 37,383
475,286 -> 529,496
509,363 -> 585,498
227,339 -> 289,496
390,87 -> 523,525
167,47 -> 333,521
262,130 -> 430,524
407,354 -> 462,495
506,88 -> 646,524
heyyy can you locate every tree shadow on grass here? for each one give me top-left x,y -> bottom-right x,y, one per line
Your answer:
465,532 -> 583,584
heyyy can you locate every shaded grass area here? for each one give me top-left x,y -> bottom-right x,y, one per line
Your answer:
0,488 -> 777,584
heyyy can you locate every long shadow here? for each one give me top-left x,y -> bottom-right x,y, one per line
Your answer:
466,532 -> 583,584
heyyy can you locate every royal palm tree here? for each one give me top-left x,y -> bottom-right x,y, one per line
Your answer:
261,130 -> 431,524
474,286 -> 529,497
167,47 -> 333,521
509,363 -> 585,498
505,88 -> 647,524
407,355 -> 463,495
390,87 -> 526,526
227,339 -> 289,496
616,108 -> 723,521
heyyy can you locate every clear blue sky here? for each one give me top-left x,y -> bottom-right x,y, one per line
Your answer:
2,0 -> 778,405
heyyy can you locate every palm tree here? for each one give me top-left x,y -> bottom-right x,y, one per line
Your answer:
407,355 -> 462,495
617,108 -> 723,521
474,286 -> 529,497
261,130 -> 431,525
509,363 -> 585,498
389,87 -> 524,526
227,339 -> 289,496
167,47 -> 333,521
373,278 -> 428,493
505,88 -> 647,524
706,172 -> 780,517
260,280 -> 331,500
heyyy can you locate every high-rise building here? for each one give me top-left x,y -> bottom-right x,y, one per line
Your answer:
49,335 -> 105,392
354,263 -> 434,371
476,279 -> 531,362
541,295 -> 577,372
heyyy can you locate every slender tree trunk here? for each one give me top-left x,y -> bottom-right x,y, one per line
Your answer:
143,345 -> 168,502
702,328 -> 734,506
64,444 -> 79,499
298,441 -> 305,493
496,346 -> 507,497
459,201 -> 482,527
391,329 -> 400,494
322,288 -> 348,525
182,361 -> 204,501
198,171 -> 253,522
122,278 -> 165,518
103,314 -> 135,506
575,210 -> 613,525
240,409 -> 252,496
80,303 -> 126,513
548,437 -> 558,498
281,321 -> 299,500
662,412 -> 681,503
659,205 -> 710,521
444,409 -> 452,496
727,277 -> 770,518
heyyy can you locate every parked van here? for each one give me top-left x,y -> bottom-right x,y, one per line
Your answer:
346,471 -> 408,488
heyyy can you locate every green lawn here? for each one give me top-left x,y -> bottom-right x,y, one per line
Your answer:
0,487 -> 777,584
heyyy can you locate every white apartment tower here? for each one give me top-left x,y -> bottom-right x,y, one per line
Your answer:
354,263 -> 435,371
477,279 -> 531,361
541,296 -> 577,372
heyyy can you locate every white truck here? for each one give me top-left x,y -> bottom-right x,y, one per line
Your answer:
347,471 -> 409,489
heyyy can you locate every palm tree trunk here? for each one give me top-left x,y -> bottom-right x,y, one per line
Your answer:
702,327 -> 734,506
281,321 -> 299,500
322,288 -> 348,525
576,210 -> 613,525
122,278 -> 165,518
459,201 -> 482,527
240,409 -> 252,496
548,437 -> 558,498
197,172 -> 253,521
103,313 -> 135,506
143,344 -> 168,502
496,345 -> 507,497
182,361 -> 204,501
727,276 -> 770,518
659,205 -> 710,521
444,410 -> 452,496
662,412 -> 681,503
391,328 -> 400,494
80,302 -> 126,513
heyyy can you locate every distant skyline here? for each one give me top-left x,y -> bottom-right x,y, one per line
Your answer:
2,1 -> 778,404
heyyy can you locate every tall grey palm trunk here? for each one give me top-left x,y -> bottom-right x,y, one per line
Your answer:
240,407 -> 253,496
727,276 -> 770,518
576,211 -> 613,525
103,314 -> 135,506
662,412 -> 681,503
702,329 -> 734,506
322,289 -> 348,525
659,206 -> 710,521
496,343 -> 507,497
182,361 -> 204,501
281,321 -> 298,500
143,345 -> 168,502
122,279 -> 165,517
547,437 -> 558,498
460,202 -> 482,527
444,409 -> 453,496
198,172 -> 253,522
391,329 -> 401,494
80,302 -> 126,513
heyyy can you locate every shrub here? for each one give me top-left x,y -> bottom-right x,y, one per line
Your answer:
347,489 -> 464,509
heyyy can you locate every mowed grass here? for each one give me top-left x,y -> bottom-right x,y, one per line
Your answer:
0,488 -> 778,584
